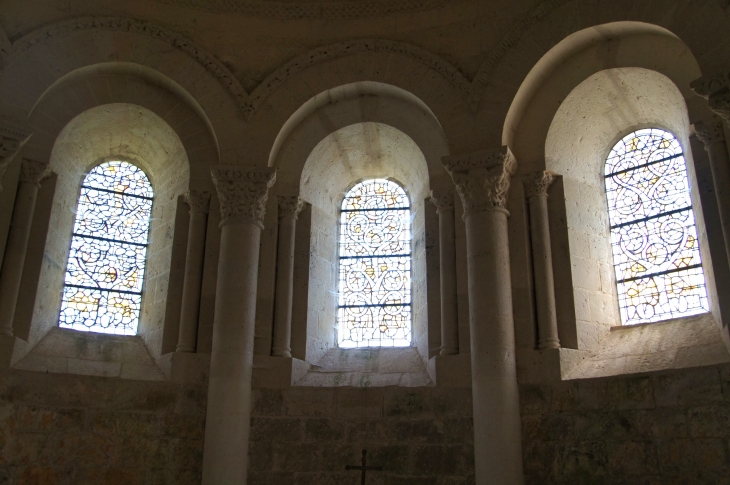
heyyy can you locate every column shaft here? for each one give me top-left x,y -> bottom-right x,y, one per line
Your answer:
202,166 -> 275,485
696,119 -> 730,269
525,172 -> 560,349
176,191 -> 210,353
431,190 -> 459,355
0,159 -> 48,336
272,197 -> 304,358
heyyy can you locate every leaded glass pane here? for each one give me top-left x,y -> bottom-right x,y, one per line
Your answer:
605,129 -> 708,324
338,179 -> 412,348
58,161 -> 153,335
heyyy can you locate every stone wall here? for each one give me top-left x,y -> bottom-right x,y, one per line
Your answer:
248,386 -> 475,484
521,363 -> 730,484
0,369 -> 206,485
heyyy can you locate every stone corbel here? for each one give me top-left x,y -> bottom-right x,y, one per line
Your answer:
210,166 -> 277,228
0,121 -> 33,192
691,71 -> 730,124
441,146 -> 518,216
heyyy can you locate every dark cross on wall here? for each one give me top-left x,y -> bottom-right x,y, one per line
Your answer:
345,449 -> 383,484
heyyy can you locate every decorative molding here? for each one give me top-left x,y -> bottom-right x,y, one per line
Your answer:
277,196 -> 305,220
19,159 -> 49,186
210,166 -> 276,227
691,70 -> 730,98
151,0 -> 453,19
11,17 -> 250,116
184,190 -> 211,214
429,189 -> 455,213
709,91 -> 730,124
468,0 -> 571,110
523,171 -> 555,198
442,146 -> 517,214
249,38 -> 470,116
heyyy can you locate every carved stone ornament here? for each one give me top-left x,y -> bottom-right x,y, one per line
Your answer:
695,118 -> 726,147
0,121 -> 33,192
278,196 -> 305,220
708,90 -> 730,124
210,166 -> 276,227
19,159 -> 50,186
523,171 -> 555,198
185,190 -> 211,214
442,146 -> 518,215
691,71 -> 730,123
429,189 -> 455,213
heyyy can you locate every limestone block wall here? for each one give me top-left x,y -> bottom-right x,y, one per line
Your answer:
521,363 -> 730,484
0,369 -> 206,484
248,387 -> 475,483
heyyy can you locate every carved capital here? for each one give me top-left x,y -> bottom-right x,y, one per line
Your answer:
524,171 -> 555,198
691,72 -> 730,124
695,117 -> 726,147
442,146 -> 517,215
19,159 -> 49,187
210,166 -> 276,227
429,188 -> 455,213
708,90 -> 730,124
278,196 -> 305,220
0,121 -> 33,192
184,190 -> 211,214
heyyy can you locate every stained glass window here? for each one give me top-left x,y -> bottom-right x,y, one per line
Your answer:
338,179 -> 412,348
605,128 -> 709,325
58,161 -> 153,335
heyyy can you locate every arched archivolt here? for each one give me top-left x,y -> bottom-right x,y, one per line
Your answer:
267,81 -> 451,195
503,21 -> 704,171
471,0 -> 729,145
0,18 -> 233,161
24,62 -> 217,189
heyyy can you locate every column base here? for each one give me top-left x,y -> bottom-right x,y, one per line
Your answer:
156,351 -> 210,385
252,355 -> 310,388
537,338 -> 561,350
428,353 -> 472,388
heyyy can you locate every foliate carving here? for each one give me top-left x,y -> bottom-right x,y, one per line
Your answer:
524,171 -> 555,198
429,189 -> 455,213
152,0 -> 450,19
278,196 -> 305,220
442,147 -> 517,214
691,70 -> 730,98
13,17 -> 249,117
695,118 -> 726,147
184,190 -> 211,214
19,159 -> 50,186
708,90 -> 730,124
210,166 -> 276,227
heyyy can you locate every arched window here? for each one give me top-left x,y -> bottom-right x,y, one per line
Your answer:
58,161 -> 153,335
338,179 -> 411,348
605,128 -> 709,325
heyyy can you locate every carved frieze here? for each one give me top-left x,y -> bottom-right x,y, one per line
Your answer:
442,146 -> 517,215
151,0 -> 450,19
184,190 -> 211,214
695,117 -> 726,147
429,188 -> 455,213
19,159 -> 50,186
523,171 -> 555,198
210,166 -> 276,227
277,196 -> 305,220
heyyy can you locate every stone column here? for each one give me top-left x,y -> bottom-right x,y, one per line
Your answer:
695,118 -> 730,269
0,159 -> 49,336
442,147 -> 524,485
202,166 -> 276,485
272,196 -> 304,358
430,189 -> 459,355
176,190 -> 211,353
524,171 -> 560,349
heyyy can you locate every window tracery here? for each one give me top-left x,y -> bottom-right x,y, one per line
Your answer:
605,128 -> 709,324
337,179 -> 412,347
58,161 -> 153,335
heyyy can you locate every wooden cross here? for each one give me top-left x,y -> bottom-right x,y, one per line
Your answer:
345,449 -> 383,484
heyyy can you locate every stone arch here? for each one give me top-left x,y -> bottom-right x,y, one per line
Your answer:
470,0 -> 729,144
0,17 -> 239,161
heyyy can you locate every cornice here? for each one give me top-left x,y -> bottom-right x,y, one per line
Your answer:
151,0 -> 453,19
